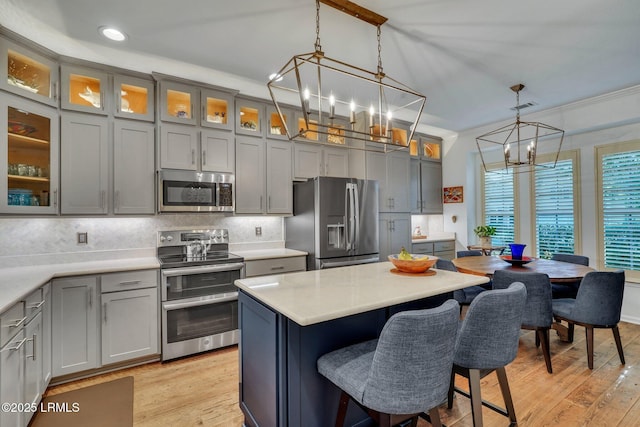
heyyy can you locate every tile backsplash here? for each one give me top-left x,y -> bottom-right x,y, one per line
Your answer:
0,215 -> 284,257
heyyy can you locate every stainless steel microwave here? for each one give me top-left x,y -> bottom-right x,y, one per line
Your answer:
158,170 -> 234,213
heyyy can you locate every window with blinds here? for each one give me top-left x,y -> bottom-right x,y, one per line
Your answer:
601,149 -> 640,272
483,170 -> 515,247
535,159 -> 575,258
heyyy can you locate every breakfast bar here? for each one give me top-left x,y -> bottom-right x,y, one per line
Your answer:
235,261 -> 490,427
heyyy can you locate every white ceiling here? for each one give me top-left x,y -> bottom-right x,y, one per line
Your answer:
2,0 -> 640,134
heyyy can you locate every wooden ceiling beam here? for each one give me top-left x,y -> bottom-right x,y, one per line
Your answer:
319,0 -> 388,26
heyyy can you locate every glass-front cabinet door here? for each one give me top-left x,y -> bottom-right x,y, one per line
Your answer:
159,81 -> 197,125
1,94 -> 59,213
1,38 -> 59,107
113,74 -> 154,121
201,89 -> 234,130
266,105 -> 292,140
409,135 -> 442,161
61,65 -> 109,115
235,99 -> 263,136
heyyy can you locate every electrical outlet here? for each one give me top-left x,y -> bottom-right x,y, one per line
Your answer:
77,232 -> 88,244
255,226 -> 262,236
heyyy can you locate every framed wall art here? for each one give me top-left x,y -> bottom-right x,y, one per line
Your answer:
443,186 -> 463,203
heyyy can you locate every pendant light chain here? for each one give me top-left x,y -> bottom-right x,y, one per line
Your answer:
314,0 -> 322,52
377,25 -> 384,77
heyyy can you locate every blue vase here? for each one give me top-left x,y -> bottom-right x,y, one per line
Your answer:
509,243 -> 526,260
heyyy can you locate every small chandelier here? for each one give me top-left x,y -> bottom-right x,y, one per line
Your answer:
476,84 -> 565,173
267,0 -> 426,153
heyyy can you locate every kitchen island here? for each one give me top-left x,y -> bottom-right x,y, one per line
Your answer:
235,261 -> 489,427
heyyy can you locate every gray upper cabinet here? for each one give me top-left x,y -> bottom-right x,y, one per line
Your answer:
267,105 -> 293,140
113,74 -> 155,122
201,88 -> 234,131
236,98 -> 264,137
366,150 -> 410,213
158,80 -> 197,125
201,128 -> 234,173
60,112 -> 109,214
159,123 -> 199,171
293,143 -> 349,180
1,36 -> 59,107
420,161 -> 443,214
113,120 -> 156,214
61,64 -> 109,115
410,135 -> 443,214
235,135 -> 265,214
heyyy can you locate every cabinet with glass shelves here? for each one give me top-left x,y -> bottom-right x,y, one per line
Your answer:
236,98 -> 264,136
114,74 -> 154,122
1,37 -> 59,107
409,135 -> 441,162
158,80 -> 197,125
201,88 -> 234,130
1,94 -> 59,214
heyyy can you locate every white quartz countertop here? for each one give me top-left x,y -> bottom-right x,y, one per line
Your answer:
232,248 -> 307,261
236,261 -> 489,326
0,257 -> 160,313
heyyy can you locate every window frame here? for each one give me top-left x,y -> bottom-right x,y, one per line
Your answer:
529,150 -> 582,258
479,162 -> 520,247
596,139 -> 640,282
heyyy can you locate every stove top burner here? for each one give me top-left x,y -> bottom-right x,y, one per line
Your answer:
157,229 -> 244,269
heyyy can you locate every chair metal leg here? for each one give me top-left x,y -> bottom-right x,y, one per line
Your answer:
335,391 -> 349,427
495,367 -> 517,425
537,328 -> 553,373
612,325 -> 625,365
468,369 -> 484,427
585,326 -> 594,369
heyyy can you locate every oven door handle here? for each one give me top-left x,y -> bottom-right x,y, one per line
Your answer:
162,293 -> 238,311
161,263 -> 245,278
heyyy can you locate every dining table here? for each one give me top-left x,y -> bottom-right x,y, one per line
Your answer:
452,255 -> 594,283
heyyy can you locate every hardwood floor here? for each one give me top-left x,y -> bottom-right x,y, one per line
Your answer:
44,321 -> 640,426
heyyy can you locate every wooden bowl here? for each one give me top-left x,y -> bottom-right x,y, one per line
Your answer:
388,254 -> 438,273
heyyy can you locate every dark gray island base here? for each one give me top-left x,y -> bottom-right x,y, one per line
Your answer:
235,262 -> 490,427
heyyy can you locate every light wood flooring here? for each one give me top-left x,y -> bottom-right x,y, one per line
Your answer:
44,321 -> 640,427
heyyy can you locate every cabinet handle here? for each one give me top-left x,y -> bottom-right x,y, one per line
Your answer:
26,334 -> 37,360
88,289 -> 92,308
202,105 -> 206,121
260,196 -> 263,209
53,82 -> 58,101
119,280 -> 141,286
29,300 -> 45,310
391,198 -> 395,209
268,196 -> 271,210
114,191 -> 120,210
103,302 -> 108,323
202,150 -> 207,166
101,91 -> 105,110
191,149 -> 196,165
53,189 -> 58,208
9,337 -> 27,352
270,266 -> 285,271
191,104 -> 194,119
10,316 -> 27,328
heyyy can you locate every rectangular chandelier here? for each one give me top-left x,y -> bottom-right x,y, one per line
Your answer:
267,0 -> 426,153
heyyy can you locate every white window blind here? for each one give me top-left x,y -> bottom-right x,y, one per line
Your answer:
601,149 -> 640,271
483,170 -> 514,247
535,159 -> 575,258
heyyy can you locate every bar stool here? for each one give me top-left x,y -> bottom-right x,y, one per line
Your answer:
317,300 -> 460,427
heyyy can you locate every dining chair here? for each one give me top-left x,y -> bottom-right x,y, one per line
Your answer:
457,250 -> 483,258
436,259 -> 487,308
492,270 -> 554,373
550,253 -> 590,299
448,282 -> 527,427
317,299 -> 460,427
552,270 -> 625,369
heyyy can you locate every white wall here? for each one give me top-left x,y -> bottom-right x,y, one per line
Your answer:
441,85 -> 640,323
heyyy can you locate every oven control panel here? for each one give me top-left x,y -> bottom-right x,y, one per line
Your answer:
158,228 -> 229,246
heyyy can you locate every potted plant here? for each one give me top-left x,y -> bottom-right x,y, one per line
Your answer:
473,225 -> 496,247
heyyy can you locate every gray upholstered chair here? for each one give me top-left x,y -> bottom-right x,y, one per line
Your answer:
492,270 -> 554,373
457,250 -> 483,258
550,253 -> 590,299
447,282 -> 527,427
552,270 -> 625,369
317,300 -> 460,427
436,258 -> 487,307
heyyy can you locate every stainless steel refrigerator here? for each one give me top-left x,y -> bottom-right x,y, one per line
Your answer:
285,176 -> 379,270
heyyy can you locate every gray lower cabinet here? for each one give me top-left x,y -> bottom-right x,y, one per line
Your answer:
0,284 -> 49,427
379,213 -> 412,260
52,270 -> 159,378
52,276 -> 100,377
101,270 -> 159,365
245,256 -> 306,278
412,240 -> 455,260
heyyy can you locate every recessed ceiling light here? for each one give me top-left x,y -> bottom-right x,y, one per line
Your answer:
99,26 -> 127,42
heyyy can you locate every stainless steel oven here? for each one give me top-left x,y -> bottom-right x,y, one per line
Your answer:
158,229 -> 244,361
158,170 -> 234,213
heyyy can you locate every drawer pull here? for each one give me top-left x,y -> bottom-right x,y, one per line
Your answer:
29,300 -> 45,310
119,280 -> 142,286
10,316 -> 27,328
9,337 -> 27,351
270,266 -> 285,271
